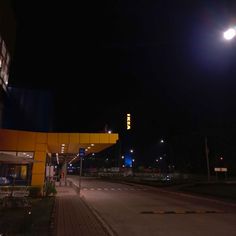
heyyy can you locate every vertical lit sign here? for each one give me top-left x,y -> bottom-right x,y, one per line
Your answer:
127,113 -> 131,130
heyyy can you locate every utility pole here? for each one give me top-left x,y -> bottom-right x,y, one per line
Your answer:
205,136 -> 210,182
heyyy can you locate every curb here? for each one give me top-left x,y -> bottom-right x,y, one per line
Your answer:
80,195 -> 118,236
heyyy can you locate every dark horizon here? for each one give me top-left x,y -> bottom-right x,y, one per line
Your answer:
7,0 -> 236,170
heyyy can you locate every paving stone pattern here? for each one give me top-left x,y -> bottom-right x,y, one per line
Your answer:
54,186 -> 110,236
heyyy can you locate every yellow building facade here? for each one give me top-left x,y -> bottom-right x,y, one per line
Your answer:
0,129 -> 119,188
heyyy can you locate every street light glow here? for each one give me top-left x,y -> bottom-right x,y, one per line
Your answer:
223,28 -> 236,40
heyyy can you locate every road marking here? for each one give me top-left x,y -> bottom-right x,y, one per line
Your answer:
140,210 -> 225,214
81,187 -> 150,191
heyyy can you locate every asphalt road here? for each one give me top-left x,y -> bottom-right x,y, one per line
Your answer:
68,176 -> 236,236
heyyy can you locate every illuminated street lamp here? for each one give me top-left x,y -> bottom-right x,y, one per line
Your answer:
206,27 -> 236,180
223,27 -> 236,40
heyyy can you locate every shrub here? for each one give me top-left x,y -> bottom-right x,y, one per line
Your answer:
29,186 -> 41,197
44,181 -> 57,196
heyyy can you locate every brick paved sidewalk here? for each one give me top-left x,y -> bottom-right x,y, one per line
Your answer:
53,186 -> 110,236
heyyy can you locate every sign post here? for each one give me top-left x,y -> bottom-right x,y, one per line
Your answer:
214,167 -> 228,181
78,148 -> 85,195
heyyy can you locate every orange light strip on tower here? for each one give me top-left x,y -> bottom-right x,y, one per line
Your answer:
127,113 -> 131,130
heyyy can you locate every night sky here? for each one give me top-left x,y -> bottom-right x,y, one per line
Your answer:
9,1 -> 236,166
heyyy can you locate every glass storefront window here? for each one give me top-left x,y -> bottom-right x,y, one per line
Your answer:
0,151 -> 34,186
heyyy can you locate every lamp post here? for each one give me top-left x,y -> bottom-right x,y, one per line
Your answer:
159,139 -> 168,174
205,136 -> 210,182
129,149 -> 135,173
